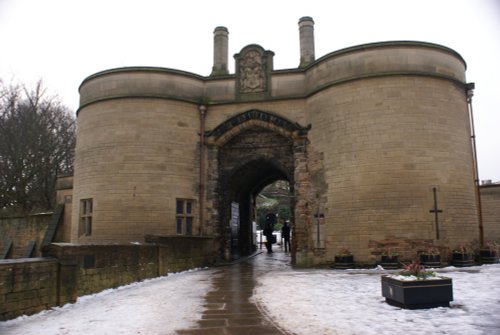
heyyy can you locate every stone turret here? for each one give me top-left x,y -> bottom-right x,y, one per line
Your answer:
211,26 -> 229,76
298,16 -> 315,67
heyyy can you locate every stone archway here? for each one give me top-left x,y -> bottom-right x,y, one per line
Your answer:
205,110 -> 310,262
224,158 -> 290,257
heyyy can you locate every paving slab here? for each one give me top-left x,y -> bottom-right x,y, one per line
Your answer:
176,249 -> 292,335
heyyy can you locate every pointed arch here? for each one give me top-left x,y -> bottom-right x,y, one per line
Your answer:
207,109 -> 310,146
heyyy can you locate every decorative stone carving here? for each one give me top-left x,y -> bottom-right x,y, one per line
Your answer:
239,50 -> 265,93
234,45 -> 274,98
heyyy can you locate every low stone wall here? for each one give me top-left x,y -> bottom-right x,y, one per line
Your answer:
1,236 -> 216,321
0,258 -> 59,321
145,235 -> 217,275
0,213 -> 52,258
43,244 -> 160,297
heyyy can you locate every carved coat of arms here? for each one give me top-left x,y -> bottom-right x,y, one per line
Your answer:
239,50 -> 265,93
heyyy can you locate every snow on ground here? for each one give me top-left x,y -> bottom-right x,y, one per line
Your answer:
253,264 -> 500,335
1,255 -> 499,335
0,268 -> 215,335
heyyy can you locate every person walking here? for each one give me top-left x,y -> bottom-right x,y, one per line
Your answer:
263,213 -> 276,254
281,220 -> 291,252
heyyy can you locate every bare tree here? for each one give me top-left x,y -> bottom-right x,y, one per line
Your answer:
0,80 -> 76,214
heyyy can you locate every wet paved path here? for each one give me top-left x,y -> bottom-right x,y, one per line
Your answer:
176,249 -> 291,335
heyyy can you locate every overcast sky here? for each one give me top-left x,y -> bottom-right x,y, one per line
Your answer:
1,0 -> 499,181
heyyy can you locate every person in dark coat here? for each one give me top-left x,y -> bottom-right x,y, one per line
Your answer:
281,220 -> 291,252
263,213 -> 276,254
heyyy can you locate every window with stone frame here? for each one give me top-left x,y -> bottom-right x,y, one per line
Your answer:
176,199 -> 194,235
79,198 -> 93,236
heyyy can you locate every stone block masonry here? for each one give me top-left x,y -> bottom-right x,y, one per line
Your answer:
74,39 -> 479,266
0,237 -> 216,321
43,244 -> 160,298
0,213 -> 52,258
480,184 -> 500,243
0,258 -> 59,321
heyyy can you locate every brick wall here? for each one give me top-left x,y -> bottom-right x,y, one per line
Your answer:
481,184 -> 500,243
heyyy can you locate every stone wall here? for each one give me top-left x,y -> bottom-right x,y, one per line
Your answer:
0,237 -> 216,321
75,41 -> 475,266
71,98 -> 200,244
307,75 -> 479,263
43,244 -> 160,297
0,258 -> 59,321
55,175 -> 74,243
0,213 -> 52,258
481,184 -> 500,243
145,235 -> 217,274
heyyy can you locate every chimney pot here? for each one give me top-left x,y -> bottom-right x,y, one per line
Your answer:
298,16 -> 315,68
211,26 -> 229,76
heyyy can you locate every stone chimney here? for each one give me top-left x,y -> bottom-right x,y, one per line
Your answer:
298,17 -> 315,68
211,26 -> 229,76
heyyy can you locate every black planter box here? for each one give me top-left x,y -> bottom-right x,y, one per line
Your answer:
381,275 -> 453,309
452,252 -> 474,267
334,255 -> 354,269
479,249 -> 499,264
380,255 -> 399,269
419,254 -> 441,268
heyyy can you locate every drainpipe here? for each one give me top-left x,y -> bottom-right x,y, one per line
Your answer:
466,83 -> 484,247
199,105 -> 207,236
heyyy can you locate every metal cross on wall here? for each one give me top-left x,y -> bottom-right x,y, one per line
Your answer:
429,187 -> 443,240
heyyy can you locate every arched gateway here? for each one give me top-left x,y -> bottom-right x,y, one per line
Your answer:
71,17 -> 480,267
204,109 -> 309,261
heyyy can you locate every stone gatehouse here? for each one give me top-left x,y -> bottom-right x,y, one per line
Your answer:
68,17 -> 481,266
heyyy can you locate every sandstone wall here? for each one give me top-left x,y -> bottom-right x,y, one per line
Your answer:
1,238 -> 216,321
481,184 -> 500,243
0,214 -> 52,258
72,98 -> 200,243
75,41 -> 477,265
306,75 -> 478,263
0,258 -> 59,321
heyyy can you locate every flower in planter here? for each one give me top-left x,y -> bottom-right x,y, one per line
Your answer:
394,260 -> 441,281
381,248 -> 399,262
380,247 -> 399,269
381,247 -> 398,258
422,247 -> 440,256
480,241 -> 499,264
334,247 -> 353,269
419,247 -> 441,267
453,244 -> 473,255
381,260 -> 453,309
452,244 -> 474,267
482,241 -> 499,254
336,247 -> 352,257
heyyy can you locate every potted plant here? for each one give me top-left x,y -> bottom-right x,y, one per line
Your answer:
451,244 -> 474,267
380,248 -> 399,269
381,260 -> 453,309
480,241 -> 499,264
334,247 -> 354,269
419,247 -> 441,268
